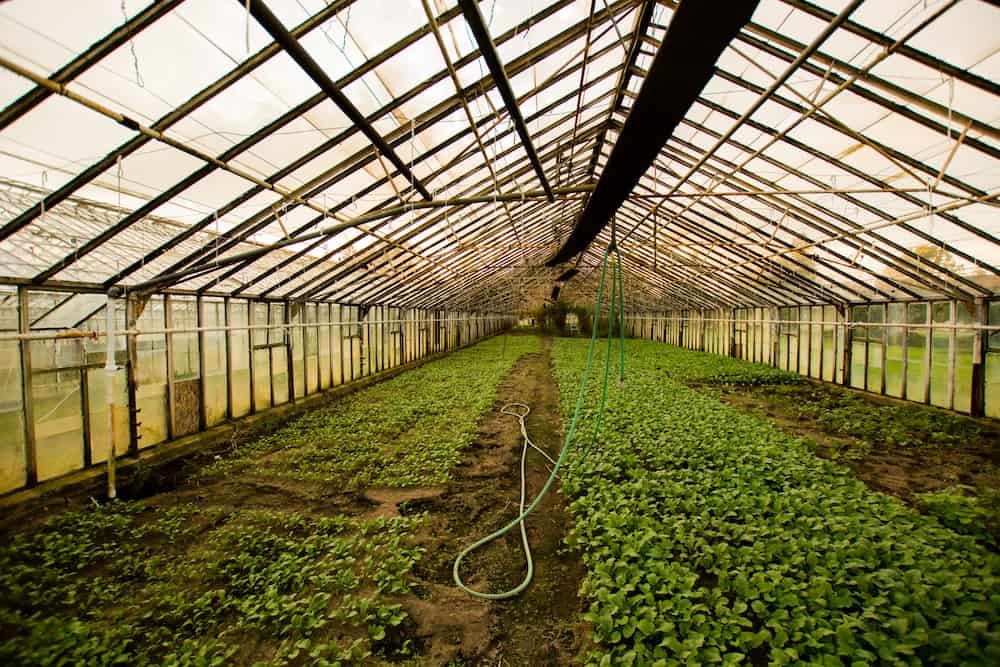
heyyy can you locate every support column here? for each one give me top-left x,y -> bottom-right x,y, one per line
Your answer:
125,296 -> 140,455
971,298 -> 987,417
196,296 -> 207,431
163,294 -> 175,441
17,287 -> 37,487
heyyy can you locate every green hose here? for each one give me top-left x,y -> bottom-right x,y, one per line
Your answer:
453,243 -> 625,599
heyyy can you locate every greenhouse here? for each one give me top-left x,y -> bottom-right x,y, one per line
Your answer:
0,0 -> 998,664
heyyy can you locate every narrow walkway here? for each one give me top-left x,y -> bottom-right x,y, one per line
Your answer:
399,337 -> 587,666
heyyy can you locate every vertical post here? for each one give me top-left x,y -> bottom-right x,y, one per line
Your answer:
842,308 -> 852,387
224,297 -> 233,421
947,301 -> 957,410
163,294 -> 175,441
729,308 -> 736,358
285,301 -> 295,403
880,306 -> 888,395
125,296 -> 140,455
17,287 -> 37,487
970,298 -> 987,417
922,306 -> 933,405
104,290 -> 120,499
196,296 -> 207,431
248,301 -> 257,415
80,366 -> 92,468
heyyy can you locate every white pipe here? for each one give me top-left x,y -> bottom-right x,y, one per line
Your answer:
0,315 -> 510,342
104,293 -> 117,500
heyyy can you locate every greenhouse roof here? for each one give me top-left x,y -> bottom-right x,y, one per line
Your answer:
0,0 -> 997,312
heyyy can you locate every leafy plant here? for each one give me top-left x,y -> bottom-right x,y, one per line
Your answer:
551,338 -> 1000,666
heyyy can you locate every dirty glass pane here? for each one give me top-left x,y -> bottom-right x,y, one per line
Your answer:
331,304 -> 344,386
252,303 -> 271,412
171,298 -> 199,381
202,300 -> 228,427
230,301 -> 251,418
850,305 -> 867,389
31,338 -> 84,480
290,305 -> 305,399
136,297 -> 168,449
810,305 -> 822,379
954,306 -> 974,414
988,302 -> 1000,419
822,305 -> 836,382
866,305 -> 884,393
906,303 -> 928,401
318,304 -> 331,390
885,303 -> 905,398
305,303 -> 318,395
271,304 -> 288,405
0,290 -> 25,493
930,302 -> 951,408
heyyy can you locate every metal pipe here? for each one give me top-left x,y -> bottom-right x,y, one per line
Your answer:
0,314 -> 509,343
457,0 -> 554,201
104,287 -> 122,500
240,0 -> 431,200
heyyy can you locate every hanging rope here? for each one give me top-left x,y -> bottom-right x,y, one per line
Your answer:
245,0 -> 252,54
121,0 -> 144,87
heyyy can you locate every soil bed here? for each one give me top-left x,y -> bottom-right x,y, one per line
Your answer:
0,336 -> 585,666
398,338 -> 587,666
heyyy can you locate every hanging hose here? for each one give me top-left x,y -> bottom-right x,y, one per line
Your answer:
453,241 -> 625,599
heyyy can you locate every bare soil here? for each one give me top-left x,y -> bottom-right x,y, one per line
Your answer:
394,338 -> 588,666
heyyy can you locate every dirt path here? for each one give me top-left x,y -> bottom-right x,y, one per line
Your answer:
390,338 -> 587,666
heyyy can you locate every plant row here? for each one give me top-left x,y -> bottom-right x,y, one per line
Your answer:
551,338 -> 1000,666
203,334 -> 540,487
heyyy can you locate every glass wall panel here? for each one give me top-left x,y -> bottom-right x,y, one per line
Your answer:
135,297 -> 168,449
318,304 -> 330,390
230,301 -> 251,418
202,300 -> 227,426
87,370 -> 128,463
810,306 -> 822,379
252,303 -> 271,411
866,305 -> 884,393
822,305 -> 836,381
170,298 -> 199,381
850,305 -> 867,389
798,307 -> 810,373
988,302 -> 1000,419
331,304 -> 343,386
290,304 -> 305,399
954,305 -> 974,413
885,303 -> 905,397
305,303 -> 318,394
930,302 -> 951,408
270,304 -> 289,405
906,303 -> 928,401
0,290 -> 25,493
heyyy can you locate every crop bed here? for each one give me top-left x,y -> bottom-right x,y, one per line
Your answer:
552,338 -> 1000,666
0,335 -> 541,666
